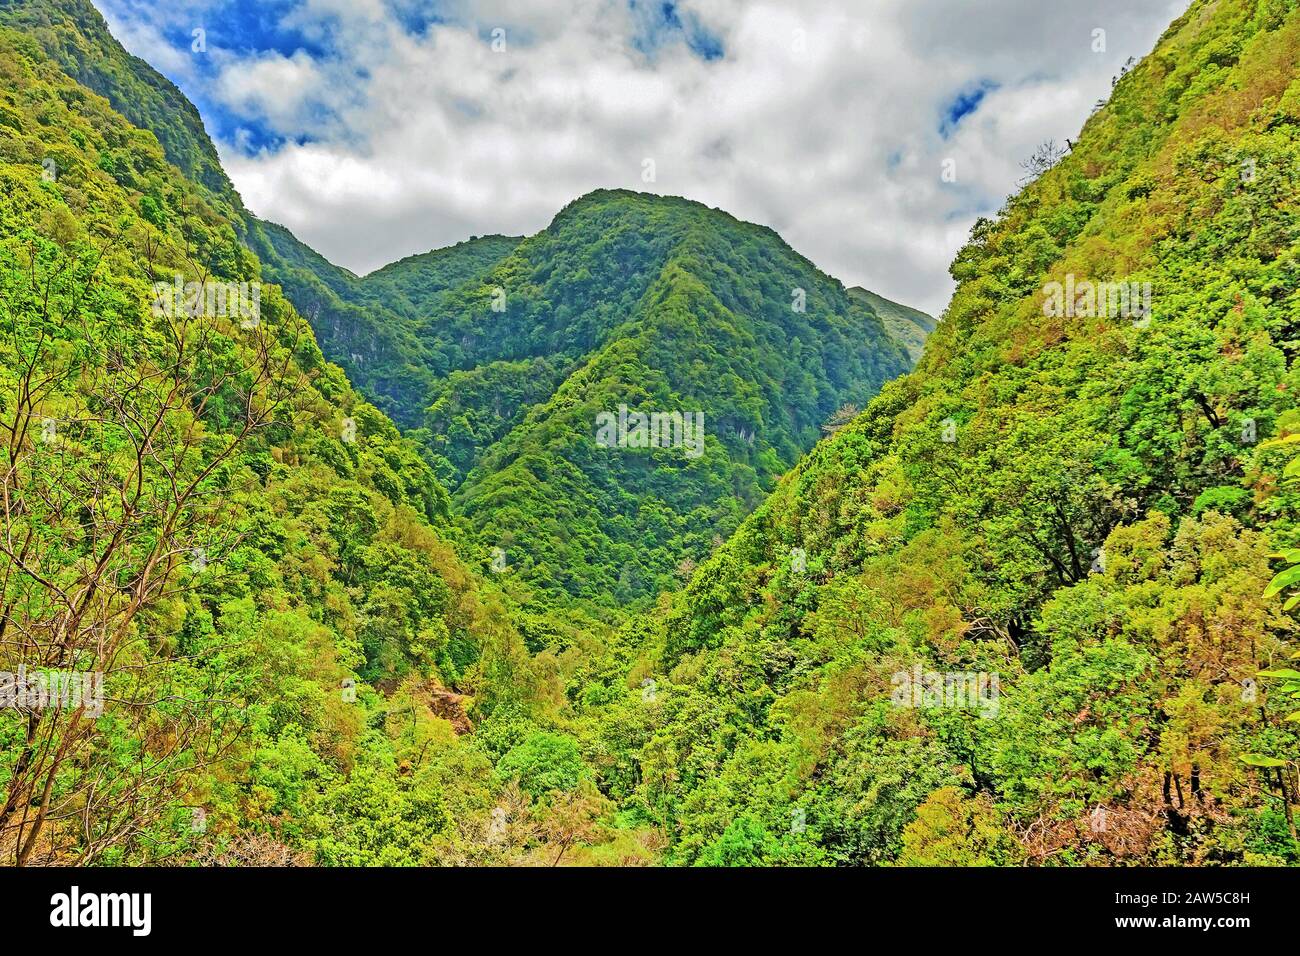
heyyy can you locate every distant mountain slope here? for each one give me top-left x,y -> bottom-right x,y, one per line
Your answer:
362,234 -> 524,316
848,286 -> 937,363
269,190 -> 923,604
609,0 -> 1300,865
245,220 -> 523,427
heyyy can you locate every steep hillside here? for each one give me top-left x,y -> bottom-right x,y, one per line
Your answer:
269,192 -> 923,605
0,3 -> 558,866
0,0 -> 236,200
577,0 -> 1300,865
246,222 -> 522,428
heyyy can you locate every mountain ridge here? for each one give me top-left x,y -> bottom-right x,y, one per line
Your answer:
619,0 -> 1300,865
259,186 -> 929,603
0,0 -> 933,611
0,1 -> 554,865
848,286 -> 939,363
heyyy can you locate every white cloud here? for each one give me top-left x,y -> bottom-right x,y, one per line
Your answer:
99,0 -> 1192,317
96,1 -> 205,81
213,50 -> 326,133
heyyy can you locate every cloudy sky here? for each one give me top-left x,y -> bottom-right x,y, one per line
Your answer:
95,0 -> 1191,317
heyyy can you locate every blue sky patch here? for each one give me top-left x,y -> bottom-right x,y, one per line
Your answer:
628,0 -> 724,61
939,80 -> 998,138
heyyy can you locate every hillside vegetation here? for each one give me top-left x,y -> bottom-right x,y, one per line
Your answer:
0,0 -> 596,866
261,192 -> 919,606
595,0 -> 1300,864
2,0 -> 1299,869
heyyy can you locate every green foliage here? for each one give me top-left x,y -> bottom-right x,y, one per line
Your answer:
4,0 -> 1300,869
560,0 -> 1300,868
898,787 -> 1016,866
0,15 -> 541,866
265,190 -> 920,606
496,731 -> 590,798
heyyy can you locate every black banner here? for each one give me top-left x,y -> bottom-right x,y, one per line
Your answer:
0,866 -> 1276,942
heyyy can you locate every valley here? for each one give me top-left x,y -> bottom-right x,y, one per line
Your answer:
0,0 -> 1297,870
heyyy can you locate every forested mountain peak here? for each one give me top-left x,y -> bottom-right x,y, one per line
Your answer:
7,0 -> 1292,876
259,186 -> 926,605
8,0 -> 930,610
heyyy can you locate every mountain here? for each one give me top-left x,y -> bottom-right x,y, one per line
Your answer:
0,0 -> 552,866
600,0 -> 1300,864
0,0 -> 924,866
3,2 -> 932,611
848,286 -> 938,363
262,193 -> 925,605
5,0 -> 1297,872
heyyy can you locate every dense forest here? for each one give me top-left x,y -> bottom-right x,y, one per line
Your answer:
254,191 -> 921,606
0,0 -> 1298,868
